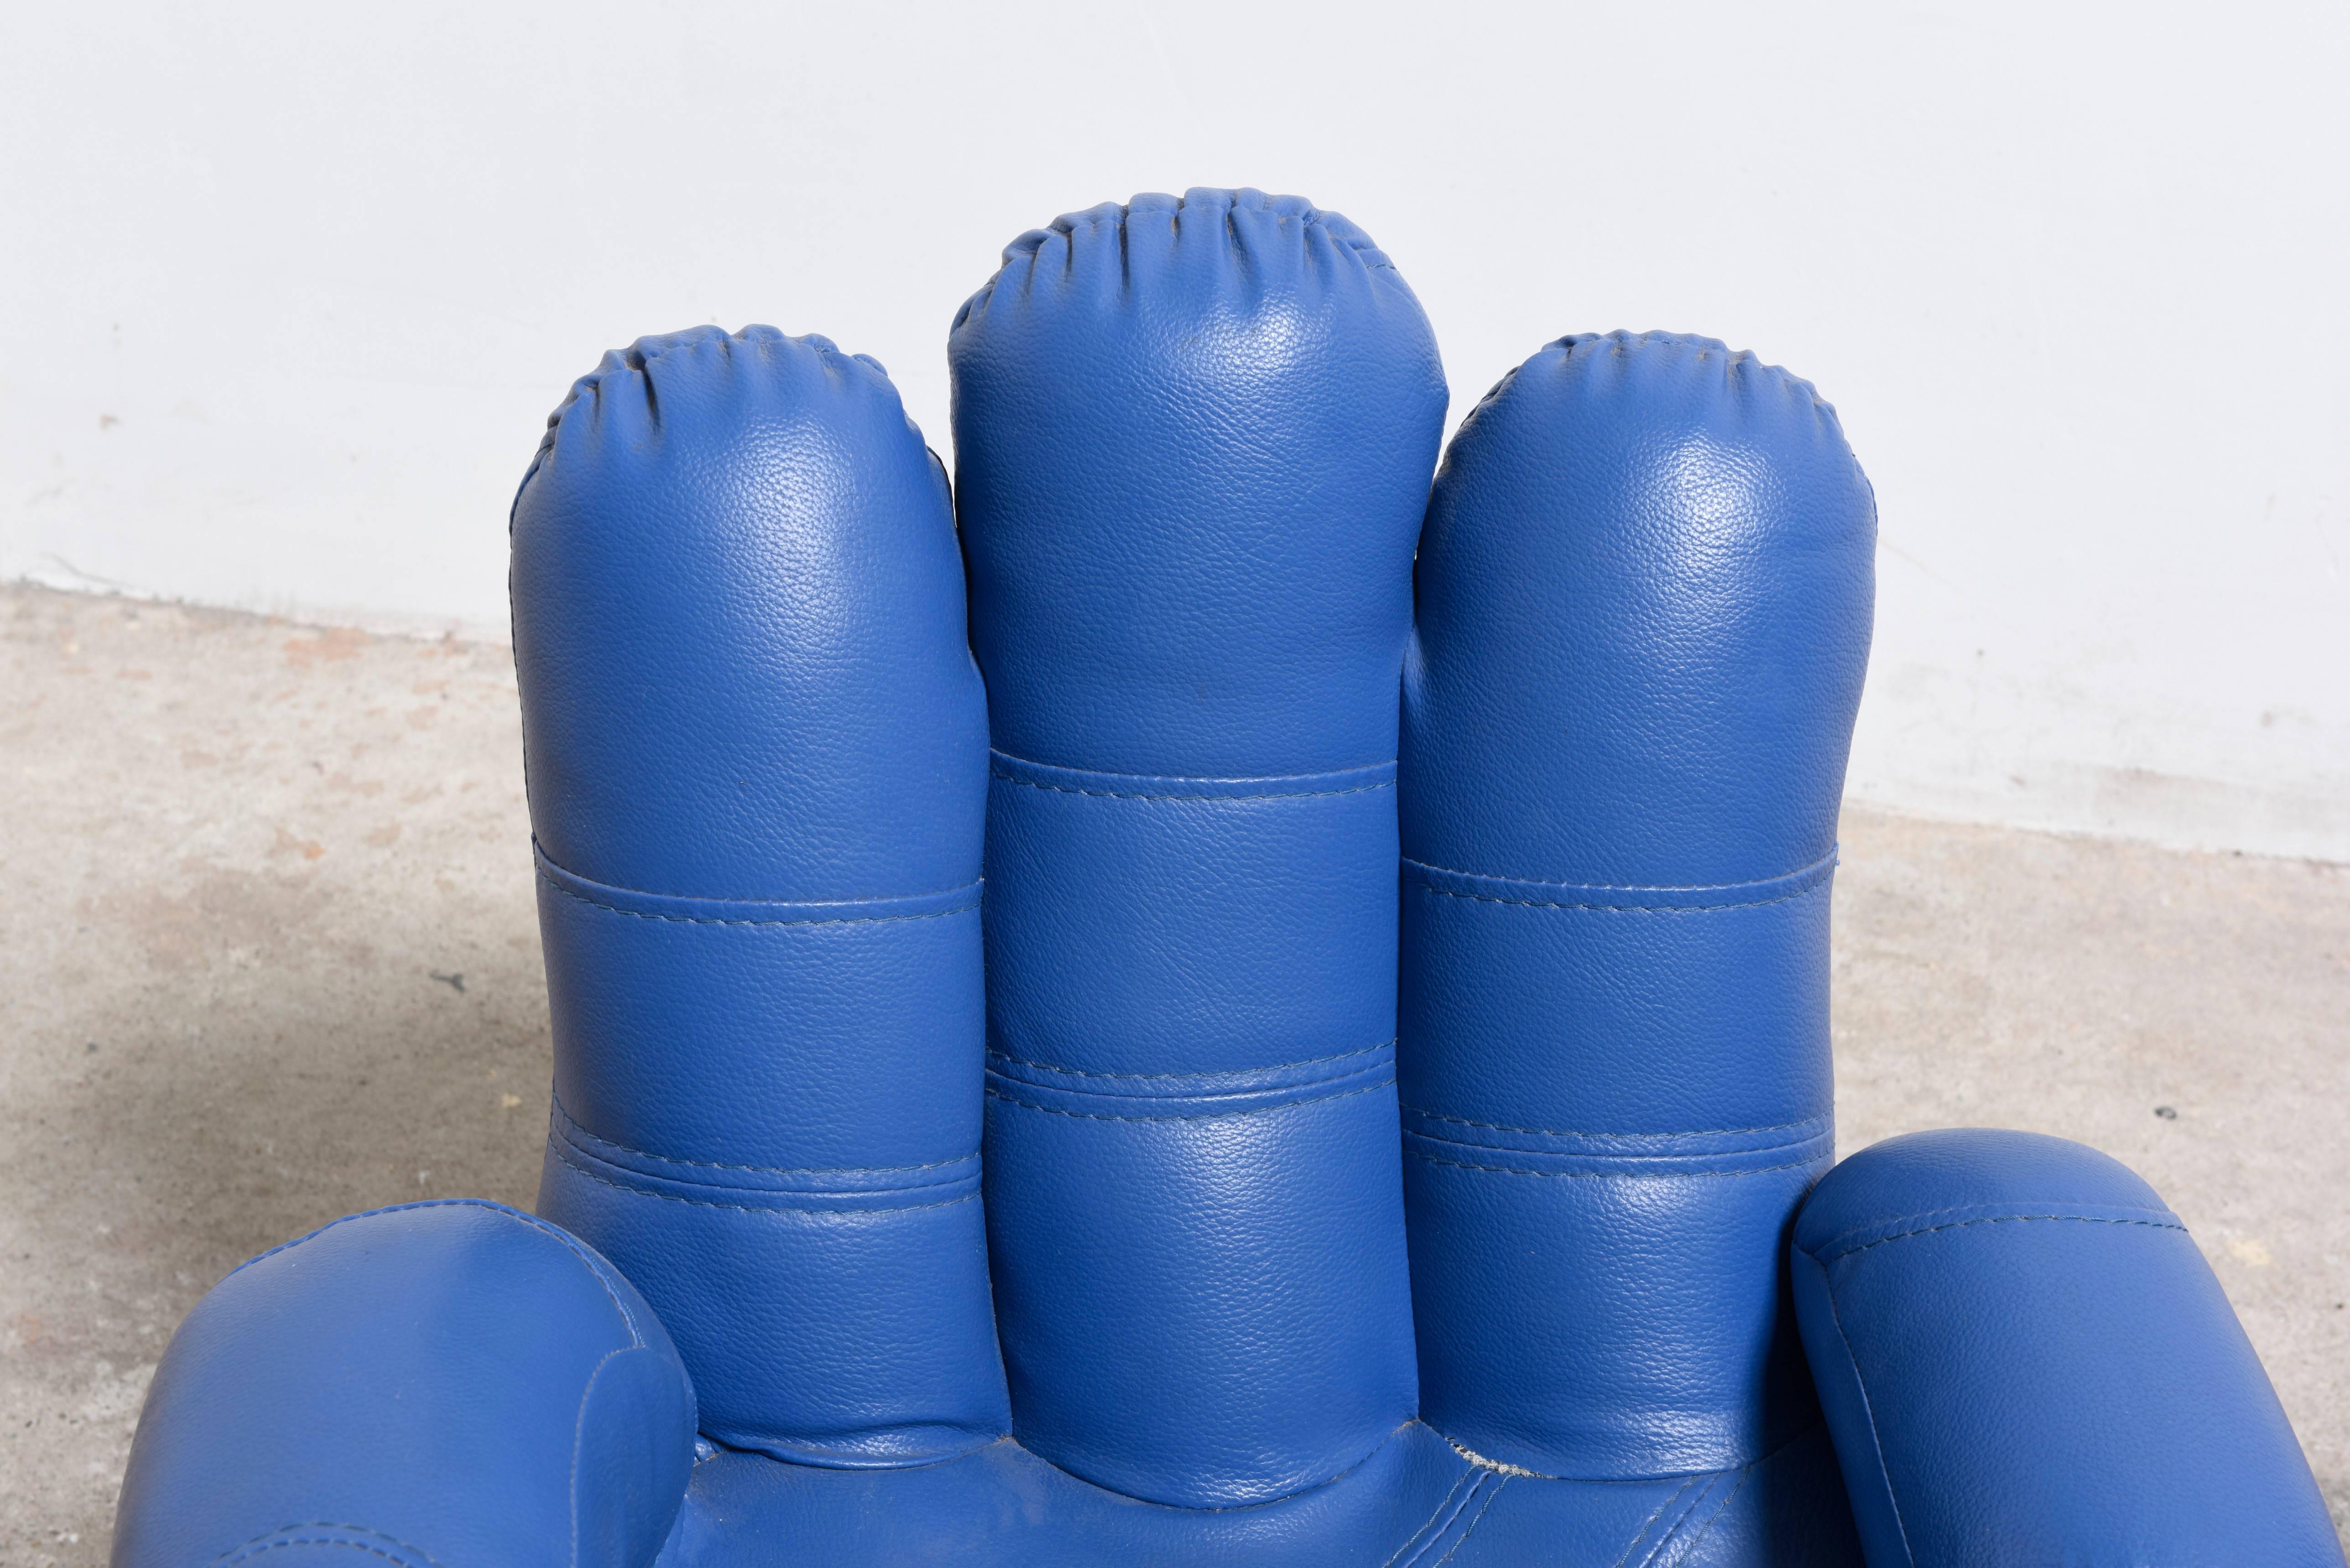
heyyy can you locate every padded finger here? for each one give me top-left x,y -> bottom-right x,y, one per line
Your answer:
951,189 -> 1446,1507
1794,1131 -> 2344,1567
113,1202 -> 694,1568
510,326 -> 1006,1464
1400,332 -> 1875,1479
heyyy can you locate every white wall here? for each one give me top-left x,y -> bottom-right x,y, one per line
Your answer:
6,3 -> 2345,859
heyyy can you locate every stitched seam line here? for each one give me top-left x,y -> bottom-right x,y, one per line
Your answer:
225,1199 -> 643,1346
1407,1150 -> 1824,1180
539,867 -> 977,928
1404,848 -> 1835,899
989,1056 -> 1393,1103
992,769 -> 1394,803
990,1040 -> 1394,1082
1401,1105 -> 1825,1141
986,1079 -> 1390,1123
1818,1212 -> 2187,1262
561,1136 -> 978,1201
213,1525 -> 442,1568
218,1542 -> 419,1566
1386,1473 -> 1488,1568
1817,1262 -> 1918,1568
552,1099 -> 973,1178
1609,1476 -> 1701,1568
1407,879 -> 1826,915
1805,1199 -> 2175,1251
994,1071 -> 1388,1106
534,841 -> 980,919
1664,1467 -> 1749,1565
550,1142 -> 981,1215
570,1345 -> 630,1568
1405,852 -> 1833,896
1420,1474 -> 1508,1568
1637,1475 -> 1718,1568
1379,1467 -> 1480,1568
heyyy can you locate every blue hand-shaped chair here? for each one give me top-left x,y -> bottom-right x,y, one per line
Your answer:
113,191 -> 2342,1568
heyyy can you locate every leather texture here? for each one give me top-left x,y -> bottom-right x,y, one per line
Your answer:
646,1416 -> 1859,1566
509,325 -> 1007,1466
1400,332 -> 1874,1501
111,194 -> 2340,1568
1794,1128 -> 2345,1567
951,188 -> 1443,1508
112,1201 -> 695,1568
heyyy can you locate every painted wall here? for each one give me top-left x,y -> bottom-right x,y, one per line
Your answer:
6,3 -> 2345,858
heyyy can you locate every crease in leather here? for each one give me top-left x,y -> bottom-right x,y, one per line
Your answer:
951,190 -> 1403,335
513,327 -> 894,525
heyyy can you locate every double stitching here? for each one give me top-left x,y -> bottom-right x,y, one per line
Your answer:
992,1040 -> 1394,1084
1404,1106 -> 1825,1142
1394,1472 -> 1508,1568
993,770 -> 1394,803
552,1097 -> 970,1179
549,1140 -> 982,1217
986,1039 -> 1397,1121
1410,884 -> 1820,916
1662,1466 -> 1751,1564
1379,1466 -> 1482,1568
1406,1148 -> 1825,1182
988,748 -> 1395,803
1405,875 -> 1828,917
1402,849 -> 1836,915
1608,1475 -> 1703,1568
1401,1112 -> 1832,1180
1438,1481 -> 1508,1566
988,1078 -> 1392,1125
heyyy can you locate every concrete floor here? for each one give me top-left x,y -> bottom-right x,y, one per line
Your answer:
2,579 -> 2344,1563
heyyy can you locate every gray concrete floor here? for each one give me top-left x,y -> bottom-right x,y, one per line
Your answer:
2,580 -> 2343,1563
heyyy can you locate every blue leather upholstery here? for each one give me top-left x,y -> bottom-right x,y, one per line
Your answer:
113,1201 -> 694,1568
1794,1129 -> 2343,1566
112,195 -> 2341,1568
1400,332 -> 1874,1500
950,187 -> 1445,1508
509,325 -> 1007,1467
646,1415 -> 1857,1565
